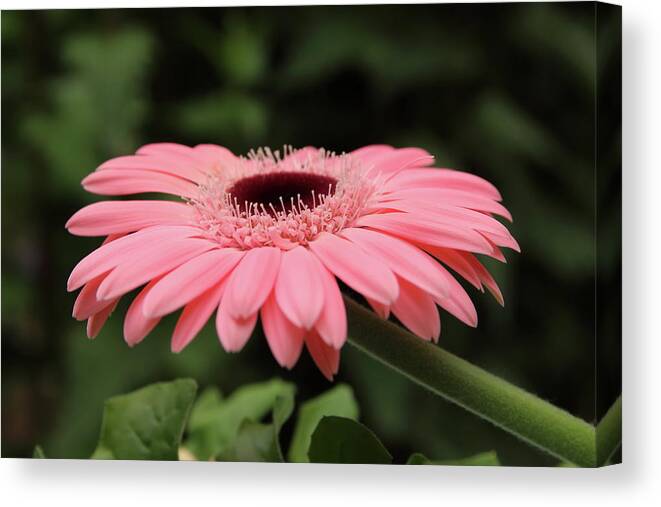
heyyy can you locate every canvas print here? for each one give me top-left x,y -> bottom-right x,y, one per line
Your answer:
1,2 -> 621,467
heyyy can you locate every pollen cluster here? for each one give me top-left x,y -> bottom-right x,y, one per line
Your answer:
190,147 -> 379,250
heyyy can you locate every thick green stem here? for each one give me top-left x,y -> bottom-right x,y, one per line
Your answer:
596,396 -> 622,465
344,297 -> 597,467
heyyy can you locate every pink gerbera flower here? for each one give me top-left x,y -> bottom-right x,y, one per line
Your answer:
66,143 -> 518,380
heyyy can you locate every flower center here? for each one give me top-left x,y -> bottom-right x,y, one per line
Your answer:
226,171 -> 338,215
191,147 -> 379,250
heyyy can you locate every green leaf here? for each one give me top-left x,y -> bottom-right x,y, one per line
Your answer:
33,446 -> 46,459
91,379 -> 197,460
407,451 -> 500,466
220,421 -> 280,463
219,393 -> 295,463
288,384 -> 359,463
185,378 -> 295,460
308,416 -> 392,464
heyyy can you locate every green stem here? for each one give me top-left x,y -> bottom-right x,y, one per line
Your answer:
596,396 -> 622,465
344,297 -> 597,467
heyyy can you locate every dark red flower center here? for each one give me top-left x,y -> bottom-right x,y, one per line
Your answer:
227,172 -> 337,214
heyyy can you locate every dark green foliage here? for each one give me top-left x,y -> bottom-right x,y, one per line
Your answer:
407,451 -> 500,466
308,416 -> 392,464
92,379 -> 197,460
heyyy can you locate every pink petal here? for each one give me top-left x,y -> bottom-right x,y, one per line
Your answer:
171,280 -> 227,353
260,292 -> 305,368
309,232 -> 398,306
305,330 -> 340,381
423,246 -> 483,290
123,278 -> 163,347
341,227 -> 448,300
390,277 -> 440,342
136,142 -> 197,157
98,154 -> 207,183
385,168 -> 502,201
96,239 -> 218,301
370,199 -> 511,237
137,142 -> 210,168
486,242 -> 508,263
462,253 -> 505,306
223,247 -> 281,319
431,268 -> 478,327
82,169 -> 198,198
480,230 -> 521,253
86,299 -> 119,339
194,144 -> 238,168
350,145 -> 395,160
67,226 -> 202,291
274,246 -> 324,330
366,297 -> 390,319
143,248 -> 244,318
73,272 -> 112,321
309,254 -> 347,348
382,188 -> 512,221
215,299 -> 257,352
364,148 -> 434,178
66,200 -> 197,237
356,213 -> 493,254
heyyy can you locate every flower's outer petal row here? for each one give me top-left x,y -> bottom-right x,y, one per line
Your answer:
423,246 -> 484,290
143,248 -> 244,318
66,201 -> 197,237
381,188 -> 513,221
356,213 -> 493,254
340,227 -> 449,300
364,147 -> 435,179
425,246 -> 504,306
135,143 -> 217,180
95,238 -> 218,301
172,280 -> 227,353
365,204 -> 519,260
193,143 -> 239,168
305,330 -> 340,381
67,225 -> 202,291
98,155 -> 207,183
135,143 -> 217,174
349,144 -> 395,159
370,199 -> 511,237
275,246 -> 324,330
390,277 -> 441,342
123,278 -> 163,347
223,247 -> 281,319
72,234 -> 122,322
261,292 -> 305,368
385,168 -> 503,201
308,232 -> 399,306
82,169 -> 199,198
431,266 -> 478,328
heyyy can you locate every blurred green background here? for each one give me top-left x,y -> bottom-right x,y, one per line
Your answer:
1,3 -> 621,464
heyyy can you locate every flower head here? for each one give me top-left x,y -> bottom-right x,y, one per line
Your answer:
67,143 -> 519,380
